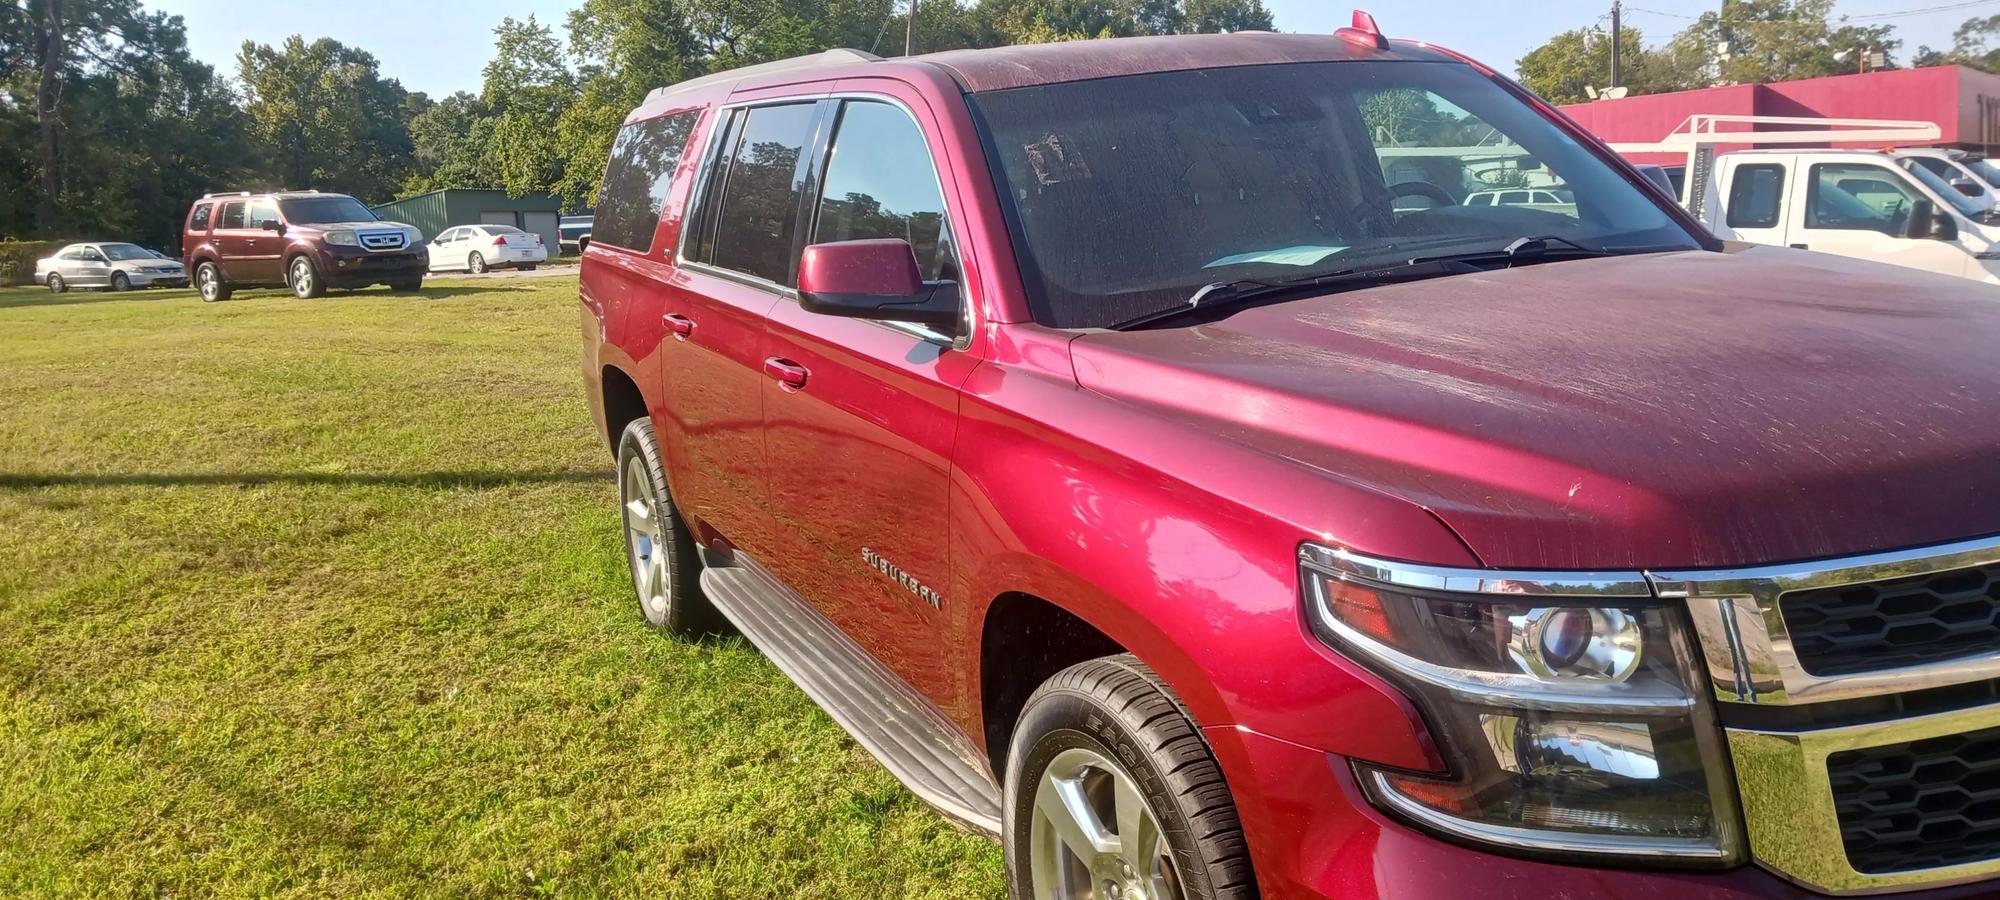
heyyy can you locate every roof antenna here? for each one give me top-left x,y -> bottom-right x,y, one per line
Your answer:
1337,9 -> 1389,50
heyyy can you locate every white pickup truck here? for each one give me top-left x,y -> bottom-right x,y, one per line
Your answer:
1702,149 -> 2000,282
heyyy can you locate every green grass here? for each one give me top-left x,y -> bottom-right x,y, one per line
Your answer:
0,279 -> 1003,897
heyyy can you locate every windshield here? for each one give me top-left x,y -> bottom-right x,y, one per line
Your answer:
1901,161 -> 1986,218
278,196 -> 378,225
970,60 -> 1698,328
99,243 -> 152,261
1967,158 -> 2000,188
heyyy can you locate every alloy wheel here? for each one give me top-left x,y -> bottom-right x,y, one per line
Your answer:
621,455 -> 672,624
47,274 -> 64,293
196,265 -> 217,300
1029,747 -> 1186,900
468,252 -> 487,274
291,258 -> 314,298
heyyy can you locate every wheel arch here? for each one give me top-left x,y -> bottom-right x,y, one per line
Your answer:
599,363 -> 648,453
977,590 -> 1127,776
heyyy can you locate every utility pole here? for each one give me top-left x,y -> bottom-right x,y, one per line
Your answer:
1609,0 -> 1623,89
905,0 -> 919,56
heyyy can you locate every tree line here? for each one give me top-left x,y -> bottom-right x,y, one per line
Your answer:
1,0 -> 1270,250
1517,0 -> 2000,106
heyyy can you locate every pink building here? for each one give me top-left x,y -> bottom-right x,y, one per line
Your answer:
1559,65 -> 2000,165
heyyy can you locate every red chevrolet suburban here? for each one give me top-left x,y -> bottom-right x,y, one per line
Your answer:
579,19 -> 2000,899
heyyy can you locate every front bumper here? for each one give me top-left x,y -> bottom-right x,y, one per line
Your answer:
316,247 -> 425,285
129,271 -> 188,287
1211,726 -> 2000,899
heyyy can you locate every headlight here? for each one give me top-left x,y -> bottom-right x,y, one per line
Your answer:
325,230 -> 358,246
402,226 -> 421,244
1300,544 -> 1741,864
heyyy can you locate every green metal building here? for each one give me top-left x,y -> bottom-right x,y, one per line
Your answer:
369,189 -> 576,248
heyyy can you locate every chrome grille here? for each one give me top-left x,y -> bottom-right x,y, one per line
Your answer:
358,231 -> 406,251
1828,724 -> 2000,873
1662,535 -> 2000,894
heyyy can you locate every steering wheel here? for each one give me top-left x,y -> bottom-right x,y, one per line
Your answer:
1386,181 -> 1458,209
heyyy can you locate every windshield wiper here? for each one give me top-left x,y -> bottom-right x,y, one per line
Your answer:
1109,258 -> 1483,331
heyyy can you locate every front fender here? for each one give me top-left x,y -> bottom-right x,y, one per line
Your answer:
949,346 -> 1467,772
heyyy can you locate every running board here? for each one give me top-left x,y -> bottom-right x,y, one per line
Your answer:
699,552 -> 1003,836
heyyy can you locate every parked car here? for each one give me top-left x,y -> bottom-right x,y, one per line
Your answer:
181,190 -> 425,301
1703,148 -> 2000,281
559,215 -> 593,254
424,224 -> 547,274
1462,187 -> 1578,216
581,23 -> 2000,900
34,242 -> 187,292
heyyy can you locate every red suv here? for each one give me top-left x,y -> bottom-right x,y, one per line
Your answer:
182,190 -> 425,300
580,20 -> 2000,900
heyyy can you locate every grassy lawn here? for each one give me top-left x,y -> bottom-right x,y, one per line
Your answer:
0,278 -> 1003,897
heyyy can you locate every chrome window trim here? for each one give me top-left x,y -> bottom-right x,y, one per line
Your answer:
1729,700 -> 2000,895
670,94 -> 830,276
1652,533 -> 2000,706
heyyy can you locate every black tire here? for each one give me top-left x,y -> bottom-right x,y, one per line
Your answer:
519,263 -> 537,271
576,237 -> 589,254
467,252 -> 487,274
46,273 -> 66,294
389,278 -> 423,293
109,271 -> 130,292
288,255 -> 326,299
615,418 -> 717,636
195,262 -> 231,302
1005,654 -> 1257,900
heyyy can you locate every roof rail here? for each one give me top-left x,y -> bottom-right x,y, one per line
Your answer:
202,191 -> 252,199
643,49 -> 881,104
1606,114 -> 1942,154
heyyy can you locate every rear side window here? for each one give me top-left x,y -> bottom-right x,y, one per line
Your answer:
190,204 -> 212,231
248,198 -> 278,228
812,101 -> 957,281
708,102 -> 820,285
219,202 -> 246,229
1726,164 -> 1786,229
595,110 -> 700,252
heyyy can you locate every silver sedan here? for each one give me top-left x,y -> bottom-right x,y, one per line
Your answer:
35,242 -> 189,293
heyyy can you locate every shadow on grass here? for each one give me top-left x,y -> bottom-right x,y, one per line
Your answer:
0,289 -> 196,310
0,469 -> 613,489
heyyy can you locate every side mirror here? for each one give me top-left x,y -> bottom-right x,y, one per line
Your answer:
1905,200 -> 1959,241
797,239 -> 958,328
260,219 -> 284,234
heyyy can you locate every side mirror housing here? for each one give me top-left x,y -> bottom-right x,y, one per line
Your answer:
260,219 -> 284,234
797,239 -> 958,328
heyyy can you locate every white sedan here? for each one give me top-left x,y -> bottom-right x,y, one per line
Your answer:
424,225 -> 548,274
35,242 -> 189,293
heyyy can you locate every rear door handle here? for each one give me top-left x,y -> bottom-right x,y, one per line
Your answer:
763,357 -> 809,390
663,313 -> 695,340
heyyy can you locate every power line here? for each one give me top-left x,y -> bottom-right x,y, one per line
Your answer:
1627,0 -> 2000,23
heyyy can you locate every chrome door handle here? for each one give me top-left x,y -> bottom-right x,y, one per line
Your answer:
663,313 -> 695,340
763,357 -> 809,390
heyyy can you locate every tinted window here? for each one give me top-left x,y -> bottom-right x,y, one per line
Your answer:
972,61 -> 1697,329
711,103 -> 819,285
1910,157 -> 1954,179
248,198 -> 279,227
595,110 -> 699,252
1807,163 -> 1918,235
278,196 -> 376,224
219,202 -> 246,229
1726,163 -> 1786,229
484,224 -> 525,234
190,204 -> 212,230
813,101 -> 956,281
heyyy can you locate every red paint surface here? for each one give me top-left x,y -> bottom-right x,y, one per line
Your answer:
797,238 -> 924,296
577,34 -> 2000,897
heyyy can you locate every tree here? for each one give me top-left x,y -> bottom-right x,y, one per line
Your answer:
1517,27 -> 1681,105
483,16 -> 575,197
237,36 -> 419,200
1935,15 -> 2000,71
402,91 -> 495,195
1677,0 -> 1898,85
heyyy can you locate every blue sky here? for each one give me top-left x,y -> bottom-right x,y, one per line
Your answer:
151,0 -> 1989,99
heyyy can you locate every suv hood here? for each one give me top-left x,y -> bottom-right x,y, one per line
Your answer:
1069,247 -> 2000,570
293,221 -> 412,232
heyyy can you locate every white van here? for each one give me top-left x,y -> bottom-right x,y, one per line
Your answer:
1705,149 -> 2000,282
